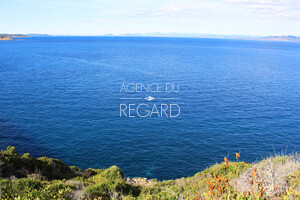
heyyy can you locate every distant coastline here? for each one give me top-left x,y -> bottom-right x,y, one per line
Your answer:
1,33 -> 300,42
115,33 -> 300,42
260,35 -> 300,42
0,36 -> 13,41
0,34 -> 28,41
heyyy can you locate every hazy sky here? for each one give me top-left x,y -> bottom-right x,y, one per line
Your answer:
1,0 -> 300,36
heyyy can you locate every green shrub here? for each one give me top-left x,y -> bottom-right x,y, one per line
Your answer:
70,165 -> 82,172
4,146 -> 19,156
102,165 -> 124,180
22,153 -> 33,159
84,168 -> 99,177
37,157 -> 75,179
0,146 -> 77,179
0,178 -> 74,199
84,166 -> 140,199
1,146 -> 299,200
201,161 -> 250,179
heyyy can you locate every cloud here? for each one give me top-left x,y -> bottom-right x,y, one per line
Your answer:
225,0 -> 300,20
82,0 -> 300,24
16,0 -> 81,9
121,1 -> 226,20
130,6 -> 208,18
99,0 -> 300,21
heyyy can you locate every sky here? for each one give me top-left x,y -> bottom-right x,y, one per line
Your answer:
1,0 -> 300,36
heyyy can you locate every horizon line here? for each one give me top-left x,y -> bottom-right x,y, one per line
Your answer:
2,33 -> 300,37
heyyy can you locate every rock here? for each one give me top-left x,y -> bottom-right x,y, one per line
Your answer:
0,36 -> 13,41
125,177 -> 156,187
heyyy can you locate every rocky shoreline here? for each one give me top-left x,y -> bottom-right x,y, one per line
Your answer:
0,36 -> 13,40
0,34 -> 28,41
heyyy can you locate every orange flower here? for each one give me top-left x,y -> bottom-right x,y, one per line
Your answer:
208,180 -> 214,190
208,190 -> 212,196
224,156 -> 229,166
224,157 -> 228,162
214,174 -> 218,179
221,174 -> 228,182
252,168 -> 257,176
250,178 -> 254,185
236,152 -> 240,161
259,187 -> 267,197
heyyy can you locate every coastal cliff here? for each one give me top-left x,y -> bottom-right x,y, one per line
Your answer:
0,36 -> 13,41
0,34 -> 28,41
0,146 -> 299,199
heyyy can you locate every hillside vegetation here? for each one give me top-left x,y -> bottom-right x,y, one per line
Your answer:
0,146 -> 299,199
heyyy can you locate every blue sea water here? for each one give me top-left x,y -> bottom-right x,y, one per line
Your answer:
0,36 -> 300,180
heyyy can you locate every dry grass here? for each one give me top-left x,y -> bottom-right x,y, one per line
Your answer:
235,154 -> 300,197
66,179 -> 86,199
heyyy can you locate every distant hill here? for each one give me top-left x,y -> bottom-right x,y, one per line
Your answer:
26,34 -> 51,37
117,33 -> 300,41
0,34 -> 28,40
261,35 -> 300,41
0,36 -> 13,40
0,34 -> 28,38
1,33 -> 300,42
117,32 -> 259,39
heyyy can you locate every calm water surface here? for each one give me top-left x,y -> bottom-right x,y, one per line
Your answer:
0,37 -> 300,179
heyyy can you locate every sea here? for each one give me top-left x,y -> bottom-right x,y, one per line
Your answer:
0,36 -> 300,180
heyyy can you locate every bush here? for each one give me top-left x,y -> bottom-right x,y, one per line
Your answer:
70,165 -> 82,172
1,146 -> 300,200
84,166 -> 140,199
0,146 -> 78,179
22,153 -> 33,159
102,165 -> 124,180
4,146 -> 19,156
